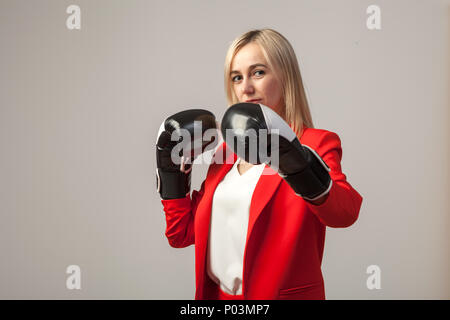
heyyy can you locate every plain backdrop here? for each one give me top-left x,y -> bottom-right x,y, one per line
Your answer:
0,0 -> 449,299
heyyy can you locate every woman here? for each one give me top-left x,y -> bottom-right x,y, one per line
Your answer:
156,29 -> 363,300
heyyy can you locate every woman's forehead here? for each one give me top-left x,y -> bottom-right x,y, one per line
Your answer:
231,43 -> 268,70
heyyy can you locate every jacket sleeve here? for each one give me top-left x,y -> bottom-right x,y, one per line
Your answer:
161,181 -> 205,248
305,131 -> 363,228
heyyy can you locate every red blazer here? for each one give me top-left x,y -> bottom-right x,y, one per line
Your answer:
161,128 -> 363,300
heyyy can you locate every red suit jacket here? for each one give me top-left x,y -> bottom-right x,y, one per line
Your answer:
161,128 -> 363,299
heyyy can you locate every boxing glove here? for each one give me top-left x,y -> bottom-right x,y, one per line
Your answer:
156,109 -> 217,199
221,102 -> 332,201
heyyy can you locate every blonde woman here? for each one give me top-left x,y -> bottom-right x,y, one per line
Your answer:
157,29 -> 363,300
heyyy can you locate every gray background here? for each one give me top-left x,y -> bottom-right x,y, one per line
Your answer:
0,0 -> 449,299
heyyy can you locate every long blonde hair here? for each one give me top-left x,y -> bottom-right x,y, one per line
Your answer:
224,29 -> 314,136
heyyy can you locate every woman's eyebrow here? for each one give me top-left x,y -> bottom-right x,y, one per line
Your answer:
230,63 -> 267,75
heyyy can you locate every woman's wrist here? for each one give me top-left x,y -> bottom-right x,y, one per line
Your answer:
306,192 -> 329,206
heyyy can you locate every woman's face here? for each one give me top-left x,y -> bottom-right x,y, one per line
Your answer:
230,42 -> 284,115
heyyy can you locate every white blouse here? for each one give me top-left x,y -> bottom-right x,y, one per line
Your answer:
206,159 -> 266,295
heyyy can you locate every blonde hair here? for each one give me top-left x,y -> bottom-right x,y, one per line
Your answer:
224,29 -> 314,136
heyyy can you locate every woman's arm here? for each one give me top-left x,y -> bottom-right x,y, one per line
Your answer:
220,103 -> 363,228
304,131 -> 363,228
156,108 -> 217,247
161,181 -> 205,248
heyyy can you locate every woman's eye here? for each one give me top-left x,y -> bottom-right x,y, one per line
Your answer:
232,75 -> 242,82
254,70 -> 265,76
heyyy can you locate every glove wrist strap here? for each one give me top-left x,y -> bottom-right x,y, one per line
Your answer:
157,169 -> 191,200
282,146 -> 332,201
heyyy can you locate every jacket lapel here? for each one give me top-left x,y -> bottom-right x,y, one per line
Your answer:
246,166 -> 282,243
195,145 -> 236,297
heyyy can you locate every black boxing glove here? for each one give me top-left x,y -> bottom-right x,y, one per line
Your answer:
221,102 -> 331,201
156,109 -> 217,200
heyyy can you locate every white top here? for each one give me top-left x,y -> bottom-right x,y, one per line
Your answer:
207,159 -> 266,295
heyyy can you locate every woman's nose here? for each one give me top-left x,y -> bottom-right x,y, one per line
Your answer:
242,78 -> 255,95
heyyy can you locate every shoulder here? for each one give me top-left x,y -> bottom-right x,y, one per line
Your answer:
299,127 -> 342,159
